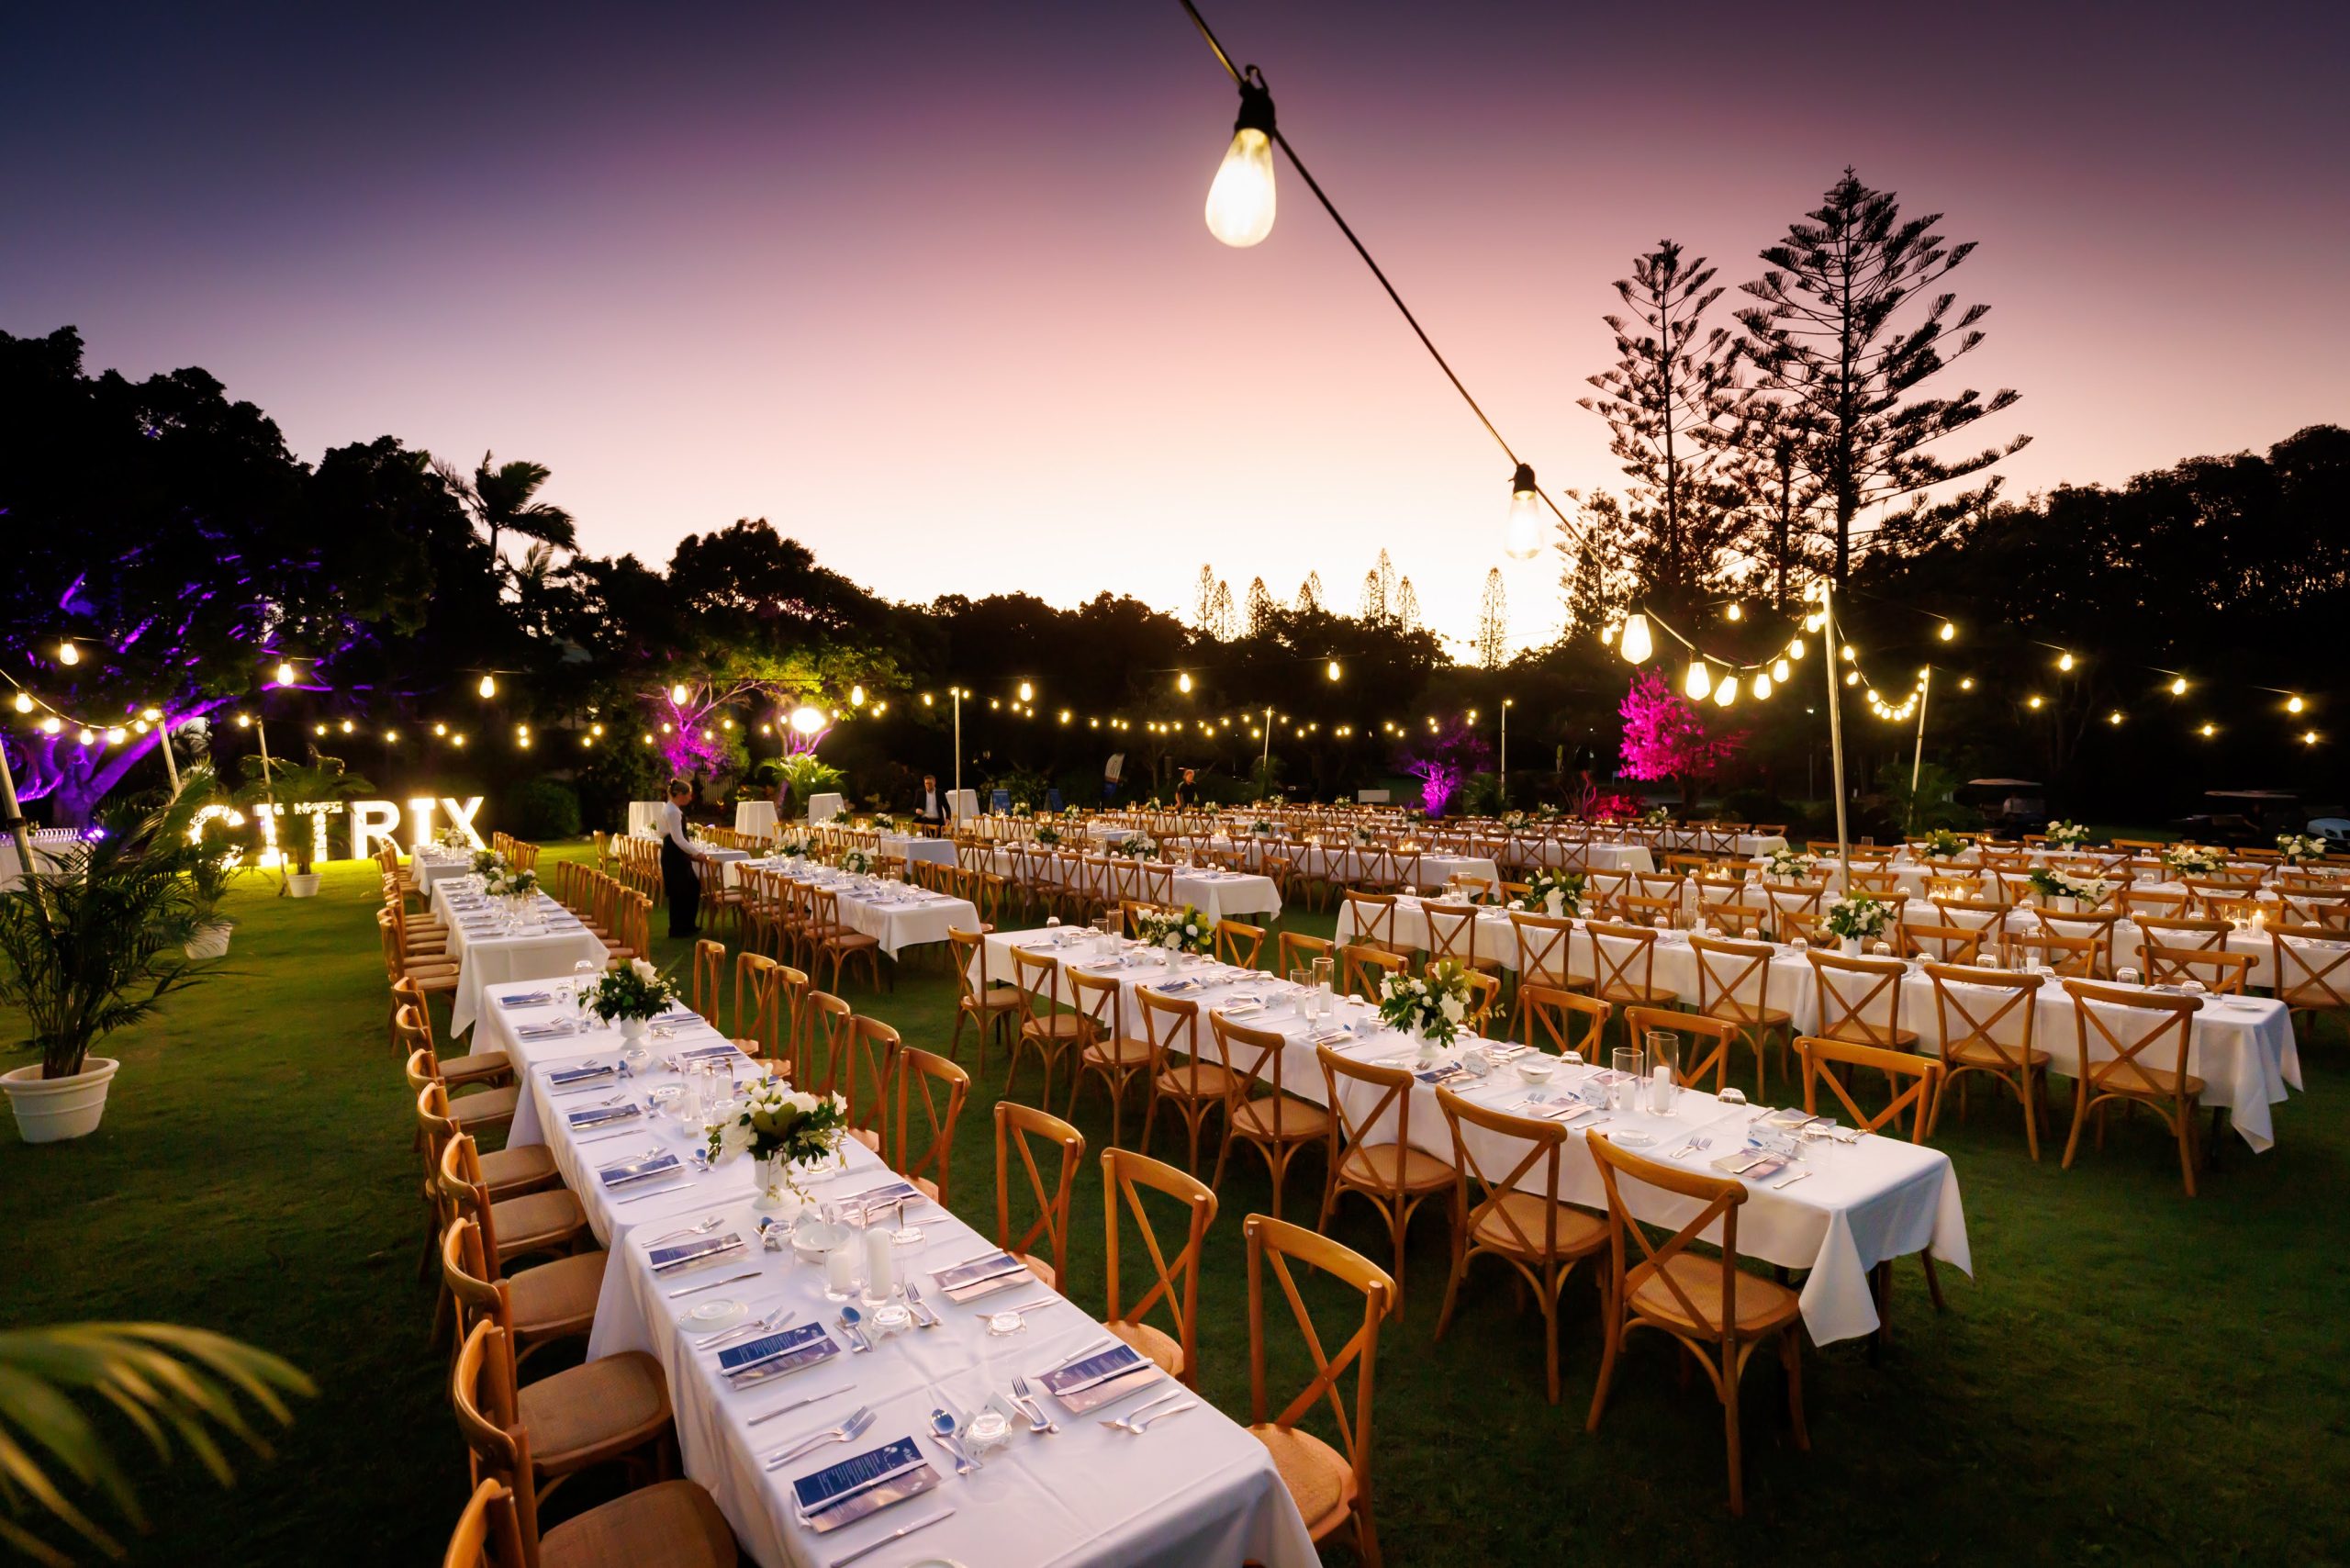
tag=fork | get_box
[1010,1374,1058,1435]
[695,1308,797,1350]
[1670,1136,1713,1159]
[643,1215,728,1249]
[763,1406,876,1470]
[1098,1389,1185,1432]
[1124,1399,1198,1434]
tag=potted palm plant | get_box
[235,748,371,898]
[0,801,213,1142]
[774,752,845,821]
[177,765,246,958]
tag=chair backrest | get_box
[1277,930,1334,976]
[449,1321,550,1553]
[1008,946,1067,1042]
[1209,1013,1295,1106]
[1582,921,1660,995]
[2121,883,2190,922]
[1245,1215,1393,1533]
[1136,989,1210,1093]
[1101,1147,1217,1383]
[1343,891,1398,949]
[2273,924,2350,1010]
[892,1044,967,1204]
[442,1477,529,1568]
[1519,984,1609,1058]
[1796,1035,1943,1138]
[1585,1133,1750,1342]
[2010,927,2097,978]
[2061,979,2199,1099]
[2143,941,2251,993]
[1214,918,1266,969]
[2277,890,2350,930]
[2035,908,2120,976]
[801,989,856,1099]
[1807,949,1908,1046]
[1341,943,1406,1001]
[732,949,778,1050]
[840,1014,900,1147]
[1620,1006,1733,1092]
[1315,1045,1422,1176]
[1433,1083,1572,1256]
[1922,962,2042,1073]
[1508,912,1575,988]
[1898,921,1985,966]
[1687,935,1776,1025]
[981,1103,1078,1289]
[689,938,725,1025]
[1413,901,1478,969]
[2134,915,2228,953]
[440,1212,510,1346]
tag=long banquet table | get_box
[1331,900,2302,1151]
[974,930,1970,1345]
[431,877,609,1036]
[475,983,1319,1568]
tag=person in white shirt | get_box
[658,778,710,937]
[913,773,946,835]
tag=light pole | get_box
[950,688,964,818]
[1499,698,1512,806]
[1259,705,1273,797]
[1820,582,1852,890]
[1907,666,1933,834]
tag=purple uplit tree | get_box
[1396,720,1492,816]
[1617,669,1745,807]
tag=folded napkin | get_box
[598,1150,681,1188]
[546,1059,611,1086]
[500,991,554,1007]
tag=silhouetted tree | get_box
[1475,568,1508,667]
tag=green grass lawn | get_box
[6,843,2347,1565]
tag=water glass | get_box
[1645,1030,1681,1114]
[2116,967,2142,986]
[1312,957,1334,1010]
[1609,1046,1643,1112]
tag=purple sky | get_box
[7,2,2344,651]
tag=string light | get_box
[1617,614,1653,665]
[1724,602,1743,622]
[670,683,690,704]
[2199,722,2217,738]
[1683,660,1713,701]
[476,674,496,698]
[274,661,296,687]
[1939,622,1957,642]
[2027,695,2043,710]
[2057,652,2076,672]
[2108,711,2124,725]
[56,642,80,666]
[1178,672,1193,693]
[2287,695,2306,714]
[2304,731,2321,745]
[2170,677,2188,696]
[11,693,30,714]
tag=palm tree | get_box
[439,451,576,568]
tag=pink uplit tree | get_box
[1617,669,1745,807]
[1397,720,1492,816]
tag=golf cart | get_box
[2169,789,2304,848]
[1958,778,2046,838]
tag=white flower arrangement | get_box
[2164,844,2225,878]
[1350,826,1379,846]
[588,956,678,1023]
[1499,811,1530,832]
[1249,819,1276,836]
[707,1077,848,1176]
[469,848,503,878]
[776,835,810,858]
[838,848,875,875]
[436,826,475,851]
[2044,820,2091,848]
[1762,846,1817,881]
[1032,823,1062,846]
[1825,893,1891,941]
[1923,827,1967,858]
[1641,805,1673,826]
[1516,870,1584,918]
[1011,802,1033,818]
[2278,833,2328,866]
[1377,959,1473,1048]
[1111,834,1159,859]
[482,864,538,899]
[2027,867,2108,905]
[1061,805,1083,819]
[1134,903,1212,955]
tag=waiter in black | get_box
[913,773,948,835]
[1171,767,1198,809]
[659,778,710,938]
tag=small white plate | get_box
[680,1299,746,1332]
[1610,1130,1657,1148]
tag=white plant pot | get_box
[185,920,234,960]
[1841,936,1863,957]
[286,872,322,898]
[4,1057,120,1144]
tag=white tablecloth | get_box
[878,834,957,868]
[976,932,1969,1346]
[733,801,779,837]
[725,859,977,958]
[629,801,667,838]
[476,985,1319,1568]
[408,850,481,894]
[1332,907,2301,1151]
[432,879,609,1037]
[806,791,845,825]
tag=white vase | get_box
[185,920,234,960]
[4,1057,120,1143]
[285,872,321,899]
[1840,936,1863,957]
[753,1153,807,1215]
[620,1015,649,1046]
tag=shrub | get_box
[509,777,583,840]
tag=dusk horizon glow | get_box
[7,1,2344,650]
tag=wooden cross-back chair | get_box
[1137,990,1228,1174]
[797,990,855,1102]
[2060,980,2206,1196]
[438,1211,599,1374]
[1518,984,1610,1059]
[1897,921,1986,967]
[893,1044,967,1205]
[1100,1148,1218,1386]
[837,1014,900,1155]
[1620,1006,1734,1094]
[1244,1215,1393,1568]
[1806,950,1919,1050]
[946,927,1018,1074]
[1505,913,1577,1037]
[2274,924,2350,1039]
[1686,935,1790,1098]
[1582,923,1681,1025]
[1208,1014,1331,1220]
[1341,944,1407,1002]
[1277,930,1334,980]
[1315,1047,1457,1314]
[1796,1035,1944,1141]
[1066,967,1154,1146]
[1583,1134,1807,1518]
[2035,908,2120,978]
[1431,1085,1607,1405]
[1214,918,1266,969]
[994,1099,1083,1289]
[1342,891,1404,958]
[1006,946,1083,1109]
[1922,963,2049,1159]
[2143,942,2252,994]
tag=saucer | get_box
[680,1299,746,1331]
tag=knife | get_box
[667,1269,763,1299]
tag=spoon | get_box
[928,1407,977,1474]
[837,1306,873,1353]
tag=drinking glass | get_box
[2116,967,2142,986]
[1609,1046,1643,1112]
[1312,957,1334,1012]
[1645,1030,1680,1114]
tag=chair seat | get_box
[912,1174,940,1202]
[519,1349,669,1472]
[1250,1423,1358,1540]
[849,1127,882,1154]
[1024,1014,1088,1044]
[1106,1316,1184,1379]
[1018,1252,1056,1290]
[2096,1060,2206,1099]
[542,1481,738,1568]
[447,1084,520,1128]
[442,1049,512,1088]
[1821,1025,1920,1051]
[1231,1095,1331,1144]
[1628,1254,1803,1338]
[1705,1002,1792,1030]
[1471,1191,1607,1259]
[1336,1140,1453,1194]
[1948,1039,2050,1070]
[1595,981,1681,1006]
[479,1141,561,1198]
[962,986,1021,1016]
[1155,1063,1239,1102]
[403,968,463,991]
[822,930,880,952]
[1082,1035,1157,1070]
[507,1249,610,1337]
[490,1188,588,1260]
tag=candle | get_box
[825,1239,859,1296]
[864,1224,895,1298]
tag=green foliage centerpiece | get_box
[1825,893,1890,949]
[1379,959,1473,1056]
[2163,844,2225,879]
[707,1079,849,1211]
[1134,904,1212,955]
[587,957,678,1044]
[1516,870,1584,917]
[2277,833,2327,867]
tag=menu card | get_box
[565,1103,641,1130]
[547,1060,613,1087]
[931,1250,1030,1303]
[718,1322,837,1382]
[598,1150,681,1189]
[791,1438,934,1530]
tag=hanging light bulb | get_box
[1724,602,1743,622]
[1960,678,1975,690]
[11,693,29,714]
[1771,657,1791,682]
[1178,672,1193,694]
[1618,613,1653,665]
[39,716,62,734]
[2028,694,2044,710]
[2057,652,2075,672]
[1713,675,1739,708]
[1939,622,1957,642]
[2108,711,2124,725]
[236,713,252,728]
[56,641,81,666]
[1326,660,1342,681]
[1787,637,1807,660]
[2169,677,2188,696]
[477,674,497,698]
[1504,464,1543,560]
[275,660,297,687]
[78,727,95,745]
[789,704,827,735]
[2199,722,2216,738]
[850,684,867,708]
[1683,659,1714,701]
[1844,670,1860,687]
[1017,681,1034,703]
[1752,670,1774,700]
[670,682,689,705]
[1203,71,1278,248]
[2287,694,2306,714]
